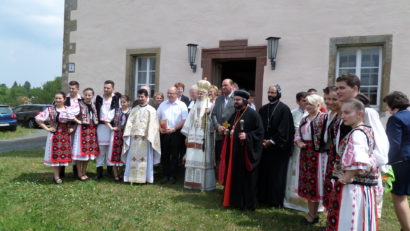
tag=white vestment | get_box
[284,108,309,211]
[181,98,216,191]
[122,104,161,183]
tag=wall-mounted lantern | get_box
[266,37,280,70]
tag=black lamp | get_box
[187,43,198,72]
[266,37,280,70]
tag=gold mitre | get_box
[197,79,211,92]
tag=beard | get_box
[234,102,245,109]
[268,95,278,102]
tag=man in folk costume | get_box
[94,80,121,180]
[122,89,161,184]
[257,84,295,207]
[335,74,389,217]
[219,90,264,210]
[60,80,82,178]
[181,79,216,191]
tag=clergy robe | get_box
[181,98,216,191]
[219,106,264,210]
[257,100,295,207]
[122,104,161,183]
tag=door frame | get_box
[201,40,267,109]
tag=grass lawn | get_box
[0,126,35,140]
[0,150,403,231]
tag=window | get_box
[135,56,156,98]
[328,35,392,110]
[336,47,382,107]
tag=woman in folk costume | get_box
[181,79,216,191]
[71,88,100,181]
[106,95,131,182]
[322,87,342,209]
[325,99,378,231]
[35,92,75,184]
[122,88,161,184]
[294,94,328,224]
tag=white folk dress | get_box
[181,98,216,191]
[35,106,74,167]
[122,104,161,183]
[326,126,378,231]
[71,102,100,161]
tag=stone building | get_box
[62,0,410,113]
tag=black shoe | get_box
[301,216,319,225]
[59,166,66,179]
[106,166,113,177]
[159,177,169,184]
[94,167,103,180]
[169,177,176,184]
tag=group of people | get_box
[35,74,410,231]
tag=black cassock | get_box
[219,107,264,210]
[257,100,295,207]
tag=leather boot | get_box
[94,167,103,180]
[107,166,113,177]
[59,166,66,179]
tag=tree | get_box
[23,81,31,91]
[12,81,18,88]
[31,77,62,104]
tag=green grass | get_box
[0,150,404,231]
[0,126,35,140]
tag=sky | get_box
[0,0,64,88]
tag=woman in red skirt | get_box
[71,88,100,181]
[106,95,131,182]
[322,87,342,209]
[294,94,328,224]
[36,92,74,184]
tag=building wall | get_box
[65,0,410,113]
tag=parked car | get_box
[0,104,18,131]
[13,104,52,128]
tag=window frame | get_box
[125,48,161,102]
[327,35,392,111]
[135,56,156,98]
[335,46,383,107]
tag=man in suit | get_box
[211,78,236,178]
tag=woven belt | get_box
[186,142,203,149]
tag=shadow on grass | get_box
[0,150,43,158]
[11,172,91,185]
[171,192,323,231]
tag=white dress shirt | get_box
[156,99,188,129]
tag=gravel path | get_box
[0,129,48,152]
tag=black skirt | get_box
[391,160,410,196]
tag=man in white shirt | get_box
[60,80,82,179]
[94,80,121,180]
[157,86,188,184]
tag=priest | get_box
[219,89,264,210]
[181,79,215,191]
[122,88,161,184]
[257,84,295,207]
